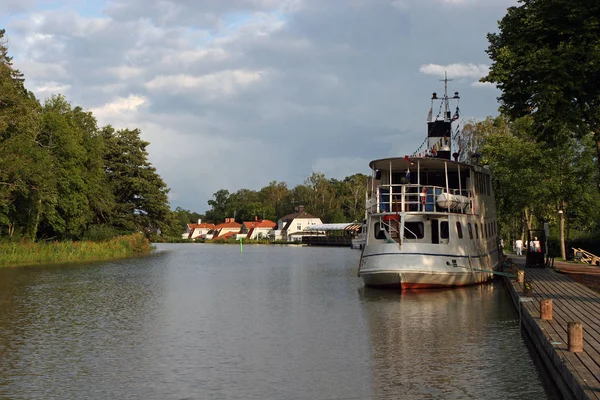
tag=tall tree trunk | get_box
[26,196,42,241]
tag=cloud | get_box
[90,94,148,122]
[34,81,71,93]
[471,80,495,88]
[419,63,489,79]
[145,70,263,98]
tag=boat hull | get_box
[358,248,497,289]
[360,270,493,289]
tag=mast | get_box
[426,72,459,160]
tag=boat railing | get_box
[379,216,402,247]
[369,184,472,214]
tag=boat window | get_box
[482,223,485,238]
[440,221,449,240]
[404,222,424,239]
[475,224,479,239]
[456,222,463,239]
[467,223,473,239]
[373,222,387,240]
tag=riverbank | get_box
[0,233,151,267]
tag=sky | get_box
[2,0,517,213]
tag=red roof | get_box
[212,231,237,241]
[214,221,242,229]
[242,220,276,229]
[188,223,215,229]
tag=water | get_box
[0,244,556,399]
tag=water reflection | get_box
[358,283,553,399]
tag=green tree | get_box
[205,189,230,223]
[482,0,600,185]
[258,181,289,218]
[102,126,172,235]
[0,30,54,240]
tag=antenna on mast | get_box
[439,71,453,121]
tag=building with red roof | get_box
[183,220,216,240]
[238,217,276,240]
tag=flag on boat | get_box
[405,168,410,181]
[427,107,433,122]
[453,107,460,120]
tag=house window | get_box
[475,224,479,239]
[297,223,302,230]
[467,223,473,239]
[456,222,463,239]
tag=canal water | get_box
[0,244,556,399]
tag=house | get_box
[183,219,216,240]
[270,206,322,241]
[236,217,276,240]
[207,217,242,240]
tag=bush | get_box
[82,224,121,242]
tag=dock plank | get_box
[503,265,600,400]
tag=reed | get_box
[0,233,152,267]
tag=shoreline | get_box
[0,233,152,268]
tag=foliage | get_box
[482,0,600,184]
[201,172,370,225]
[464,115,600,251]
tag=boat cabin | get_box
[367,156,492,215]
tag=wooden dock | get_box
[502,263,600,400]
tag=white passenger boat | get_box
[358,78,500,289]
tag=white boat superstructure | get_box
[358,79,500,289]
[351,223,367,249]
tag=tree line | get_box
[183,173,369,227]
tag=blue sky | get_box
[2,0,517,213]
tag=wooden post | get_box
[517,270,524,283]
[540,299,552,320]
[567,322,583,352]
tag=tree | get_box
[482,0,600,186]
[258,181,289,218]
[205,189,230,223]
[102,126,172,235]
[0,30,53,239]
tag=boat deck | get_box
[503,262,600,400]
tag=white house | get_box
[207,218,242,240]
[183,220,216,240]
[236,218,276,240]
[270,206,322,241]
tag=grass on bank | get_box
[0,233,151,267]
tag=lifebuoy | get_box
[421,187,427,205]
